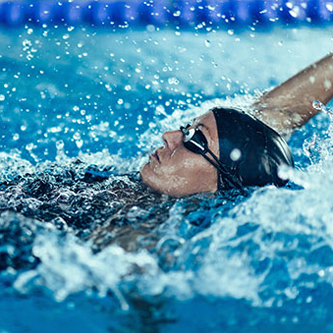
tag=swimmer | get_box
[140,53,333,197]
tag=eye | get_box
[183,127,195,142]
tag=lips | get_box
[151,150,160,163]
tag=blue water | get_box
[1,25,333,332]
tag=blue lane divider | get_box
[0,0,333,27]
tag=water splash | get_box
[1,26,333,332]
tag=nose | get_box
[162,130,183,151]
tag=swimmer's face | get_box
[140,111,219,197]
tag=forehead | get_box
[193,111,215,127]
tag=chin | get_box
[140,163,161,193]
[139,162,150,184]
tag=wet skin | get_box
[140,111,219,197]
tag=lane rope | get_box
[0,0,332,27]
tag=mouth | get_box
[151,150,160,163]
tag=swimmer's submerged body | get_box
[141,53,333,197]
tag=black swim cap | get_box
[212,108,294,190]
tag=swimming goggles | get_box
[180,125,243,189]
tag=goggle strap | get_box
[203,148,243,189]
[189,139,206,152]
[205,146,223,166]
[201,154,241,189]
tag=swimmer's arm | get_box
[253,53,333,135]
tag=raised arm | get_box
[253,53,333,135]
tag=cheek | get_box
[148,151,194,177]
[140,161,186,194]
[159,155,204,179]
[180,155,211,173]
[140,154,218,196]
[140,162,171,187]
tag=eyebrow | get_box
[197,122,208,130]
[192,118,205,127]
[193,120,211,139]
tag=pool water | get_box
[1,25,333,332]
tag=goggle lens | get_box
[182,127,195,143]
[180,126,208,154]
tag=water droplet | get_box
[325,80,332,89]
[76,140,83,149]
[56,140,64,150]
[26,143,34,151]
[156,105,167,117]
[168,77,179,85]
[312,100,326,111]
[230,148,241,161]
[289,6,300,18]
[146,25,155,32]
